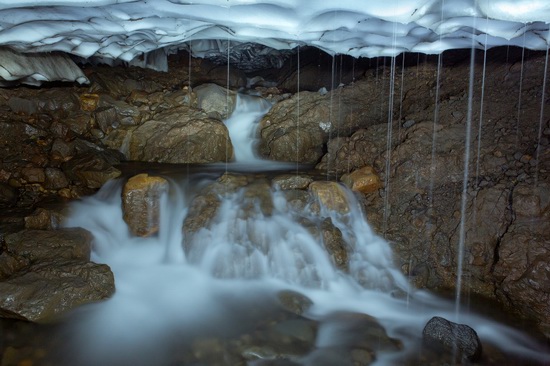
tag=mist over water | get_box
[60,99,550,366]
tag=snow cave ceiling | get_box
[0,0,550,85]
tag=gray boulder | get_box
[422,316,482,362]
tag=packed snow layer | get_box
[0,47,88,86]
[0,0,549,65]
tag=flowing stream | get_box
[57,96,549,366]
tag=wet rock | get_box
[0,252,29,280]
[98,94,141,127]
[280,189,311,211]
[422,316,482,362]
[340,166,382,194]
[513,182,550,217]
[309,181,350,214]
[20,167,45,184]
[65,110,93,135]
[183,191,221,237]
[24,207,63,230]
[125,106,233,164]
[94,106,119,134]
[306,311,400,365]
[276,290,313,316]
[259,80,386,163]
[8,96,38,114]
[0,260,114,321]
[493,201,550,334]
[194,83,237,119]
[320,218,348,271]
[0,182,17,207]
[316,128,386,175]
[44,167,69,190]
[122,173,169,237]
[183,173,249,242]
[62,151,121,189]
[272,174,313,190]
[50,138,74,161]
[198,64,247,89]
[79,93,100,111]
[36,90,79,114]
[4,228,92,262]
[258,92,326,163]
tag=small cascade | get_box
[224,94,271,163]
[61,174,549,366]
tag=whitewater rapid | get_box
[61,175,548,366]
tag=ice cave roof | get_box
[0,0,549,85]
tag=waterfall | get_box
[224,94,271,163]
[61,172,549,366]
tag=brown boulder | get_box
[320,218,348,271]
[4,228,92,263]
[272,174,313,190]
[194,83,237,119]
[0,260,114,321]
[125,106,233,164]
[122,174,169,237]
[0,228,114,321]
[62,151,122,189]
[309,181,350,214]
[341,166,382,194]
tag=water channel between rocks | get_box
[2,94,549,366]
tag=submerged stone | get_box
[276,290,313,316]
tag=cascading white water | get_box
[61,168,549,366]
[224,94,271,163]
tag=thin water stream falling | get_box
[53,93,550,366]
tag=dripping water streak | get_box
[428,53,442,207]
[382,13,398,237]
[225,37,231,174]
[397,54,405,141]
[347,59,355,174]
[187,45,192,176]
[429,0,445,207]
[336,56,343,180]
[455,27,477,320]
[296,45,301,172]
[516,27,527,147]
[475,17,489,188]
[535,35,549,187]
[327,54,336,180]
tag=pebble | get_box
[402,119,415,128]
